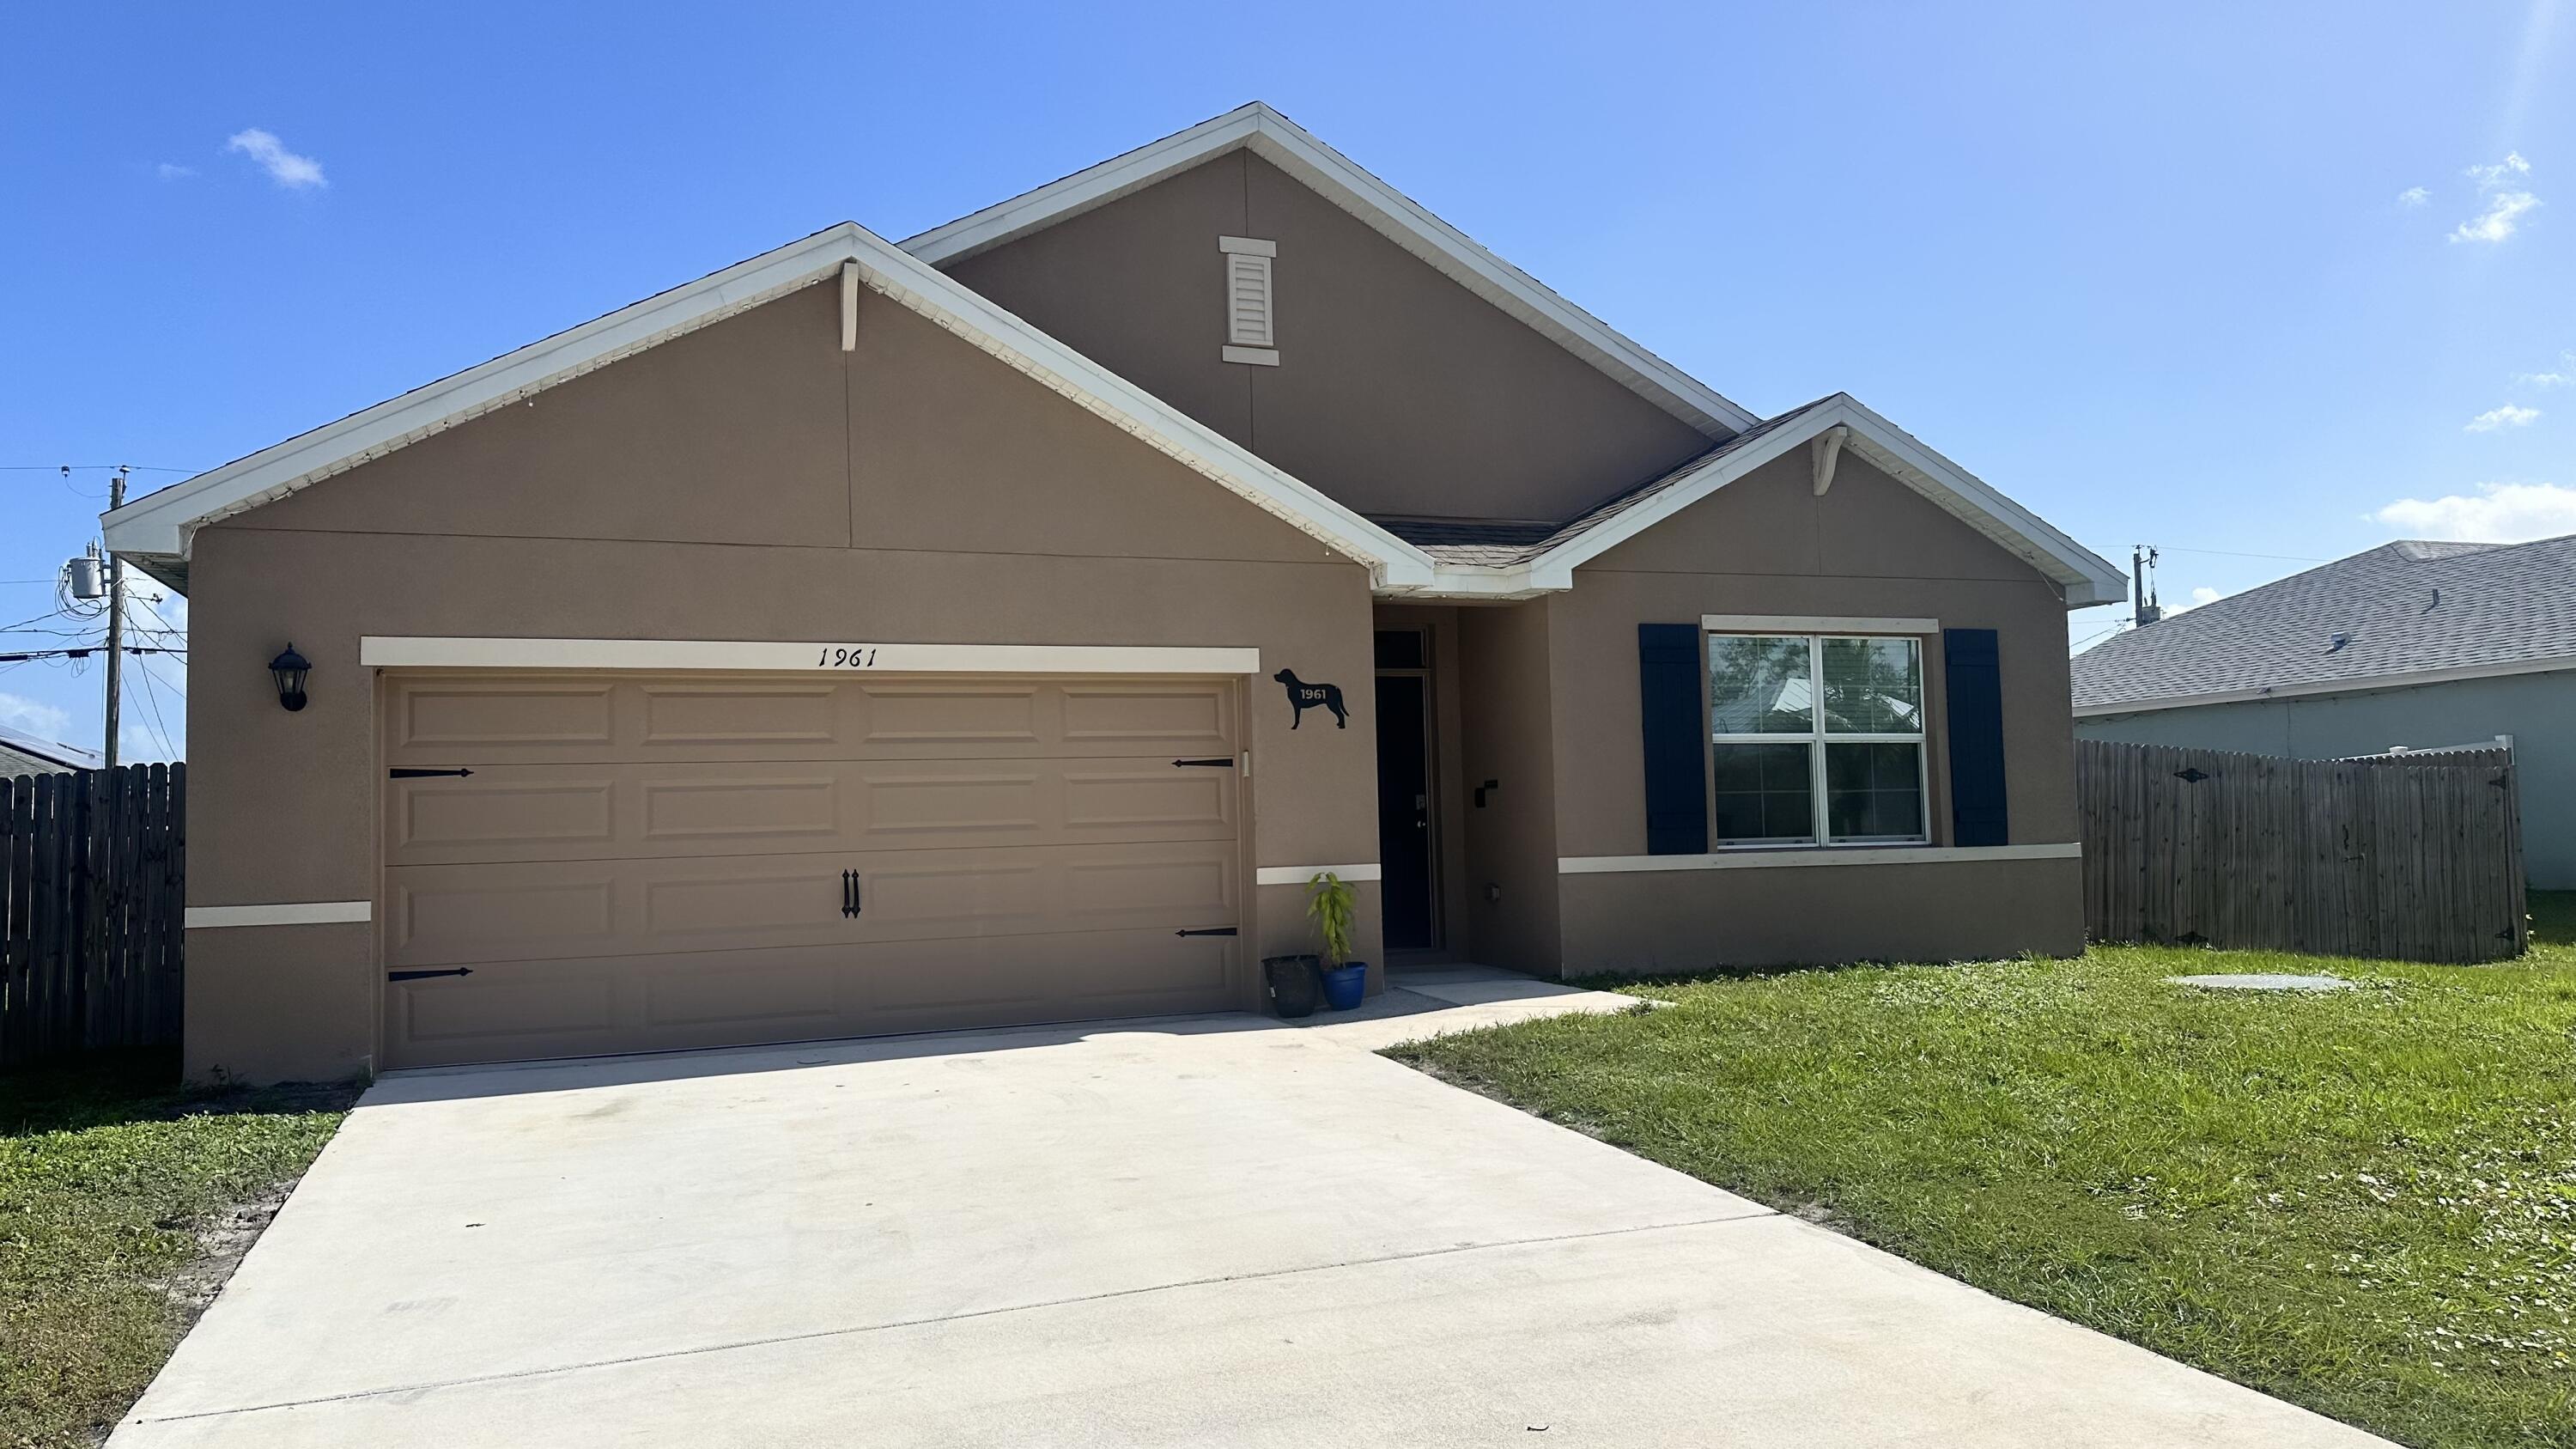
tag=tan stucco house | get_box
[104,104,2123,1082]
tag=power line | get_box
[2152,545,2330,564]
[0,463,196,472]
[0,645,184,664]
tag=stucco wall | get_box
[1542,448,2087,972]
[1455,600,1563,975]
[2078,669,2576,888]
[183,280,1382,1082]
[942,153,1715,523]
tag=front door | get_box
[1375,632,1437,950]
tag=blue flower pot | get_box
[1320,962,1368,1011]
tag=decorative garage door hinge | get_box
[389,767,475,779]
[387,968,474,981]
[1174,927,1237,937]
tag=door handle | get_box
[841,869,861,918]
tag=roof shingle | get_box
[2070,534,2576,710]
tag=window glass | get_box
[1712,743,1816,843]
[1820,636,1923,734]
[1373,630,1426,670]
[1707,635,1813,734]
[1826,742,1925,841]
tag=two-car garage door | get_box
[380,672,1243,1068]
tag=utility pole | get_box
[2131,545,2161,629]
[103,466,127,770]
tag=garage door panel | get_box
[387,841,1238,968]
[387,758,1234,866]
[1059,684,1235,750]
[638,684,839,746]
[394,683,617,752]
[383,674,1238,765]
[385,930,1236,1068]
[380,669,1248,1069]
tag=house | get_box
[103,103,2122,1082]
[2074,535,2576,886]
[0,722,101,778]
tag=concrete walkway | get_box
[112,969,2388,1447]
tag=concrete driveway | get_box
[113,972,2387,1447]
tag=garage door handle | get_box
[1176,927,1236,937]
[388,968,473,982]
[1172,757,1233,768]
[841,869,861,918]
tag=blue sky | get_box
[3,2,2568,762]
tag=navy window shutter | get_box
[1942,628,2009,847]
[1637,624,1708,855]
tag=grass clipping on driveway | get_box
[1,1051,353,1449]
[1392,926,2576,1449]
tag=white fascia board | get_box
[900,103,1761,440]
[102,226,863,561]
[2073,653,2576,718]
[1510,396,2126,610]
[102,219,1437,592]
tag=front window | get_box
[1708,632,1927,847]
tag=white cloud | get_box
[2453,191,2541,241]
[155,162,196,180]
[2451,151,2538,242]
[2519,352,2575,387]
[2465,404,2543,431]
[2374,481,2576,542]
[2466,152,2532,188]
[2190,587,2221,606]
[2397,186,2429,207]
[226,128,325,189]
[0,691,74,740]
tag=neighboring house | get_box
[104,103,2123,1082]
[2073,535,2576,887]
[0,722,101,778]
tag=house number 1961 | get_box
[816,647,879,667]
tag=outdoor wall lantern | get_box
[269,643,311,712]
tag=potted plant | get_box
[1306,871,1370,1010]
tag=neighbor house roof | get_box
[2071,535,2576,715]
[1370,394,2126,606]
[0,722,100,778]
[100,222,1442,594]
[900,101,1763,439]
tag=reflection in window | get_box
[1708,632,1928,847]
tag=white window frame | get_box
[1706,630,1930,849]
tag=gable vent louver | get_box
[1218,236,1279,366]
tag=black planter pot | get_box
[1263,954,1321,1019]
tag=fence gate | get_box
[2076,739,2526,964]
[0,763,186,1067]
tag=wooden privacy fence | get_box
[1,763,186,1067]
[2076,739,2526,964]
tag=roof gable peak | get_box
[900,102,1759,439]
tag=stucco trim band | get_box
[186,901,374,928]
[1558,843,2081,874]
[1255,864,1383,885]
[1701,614,1941,636]
[359,637,1263,674]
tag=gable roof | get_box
[1375,394,2125,606]
[101,221,1440,594]
[900,102,1762,440]
[2073,534,2576,714]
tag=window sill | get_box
[1558,843,2081,874]
[1221,345,1279,367]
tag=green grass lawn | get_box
[1392,893,2576,1449]
[1,1051,354,1449]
